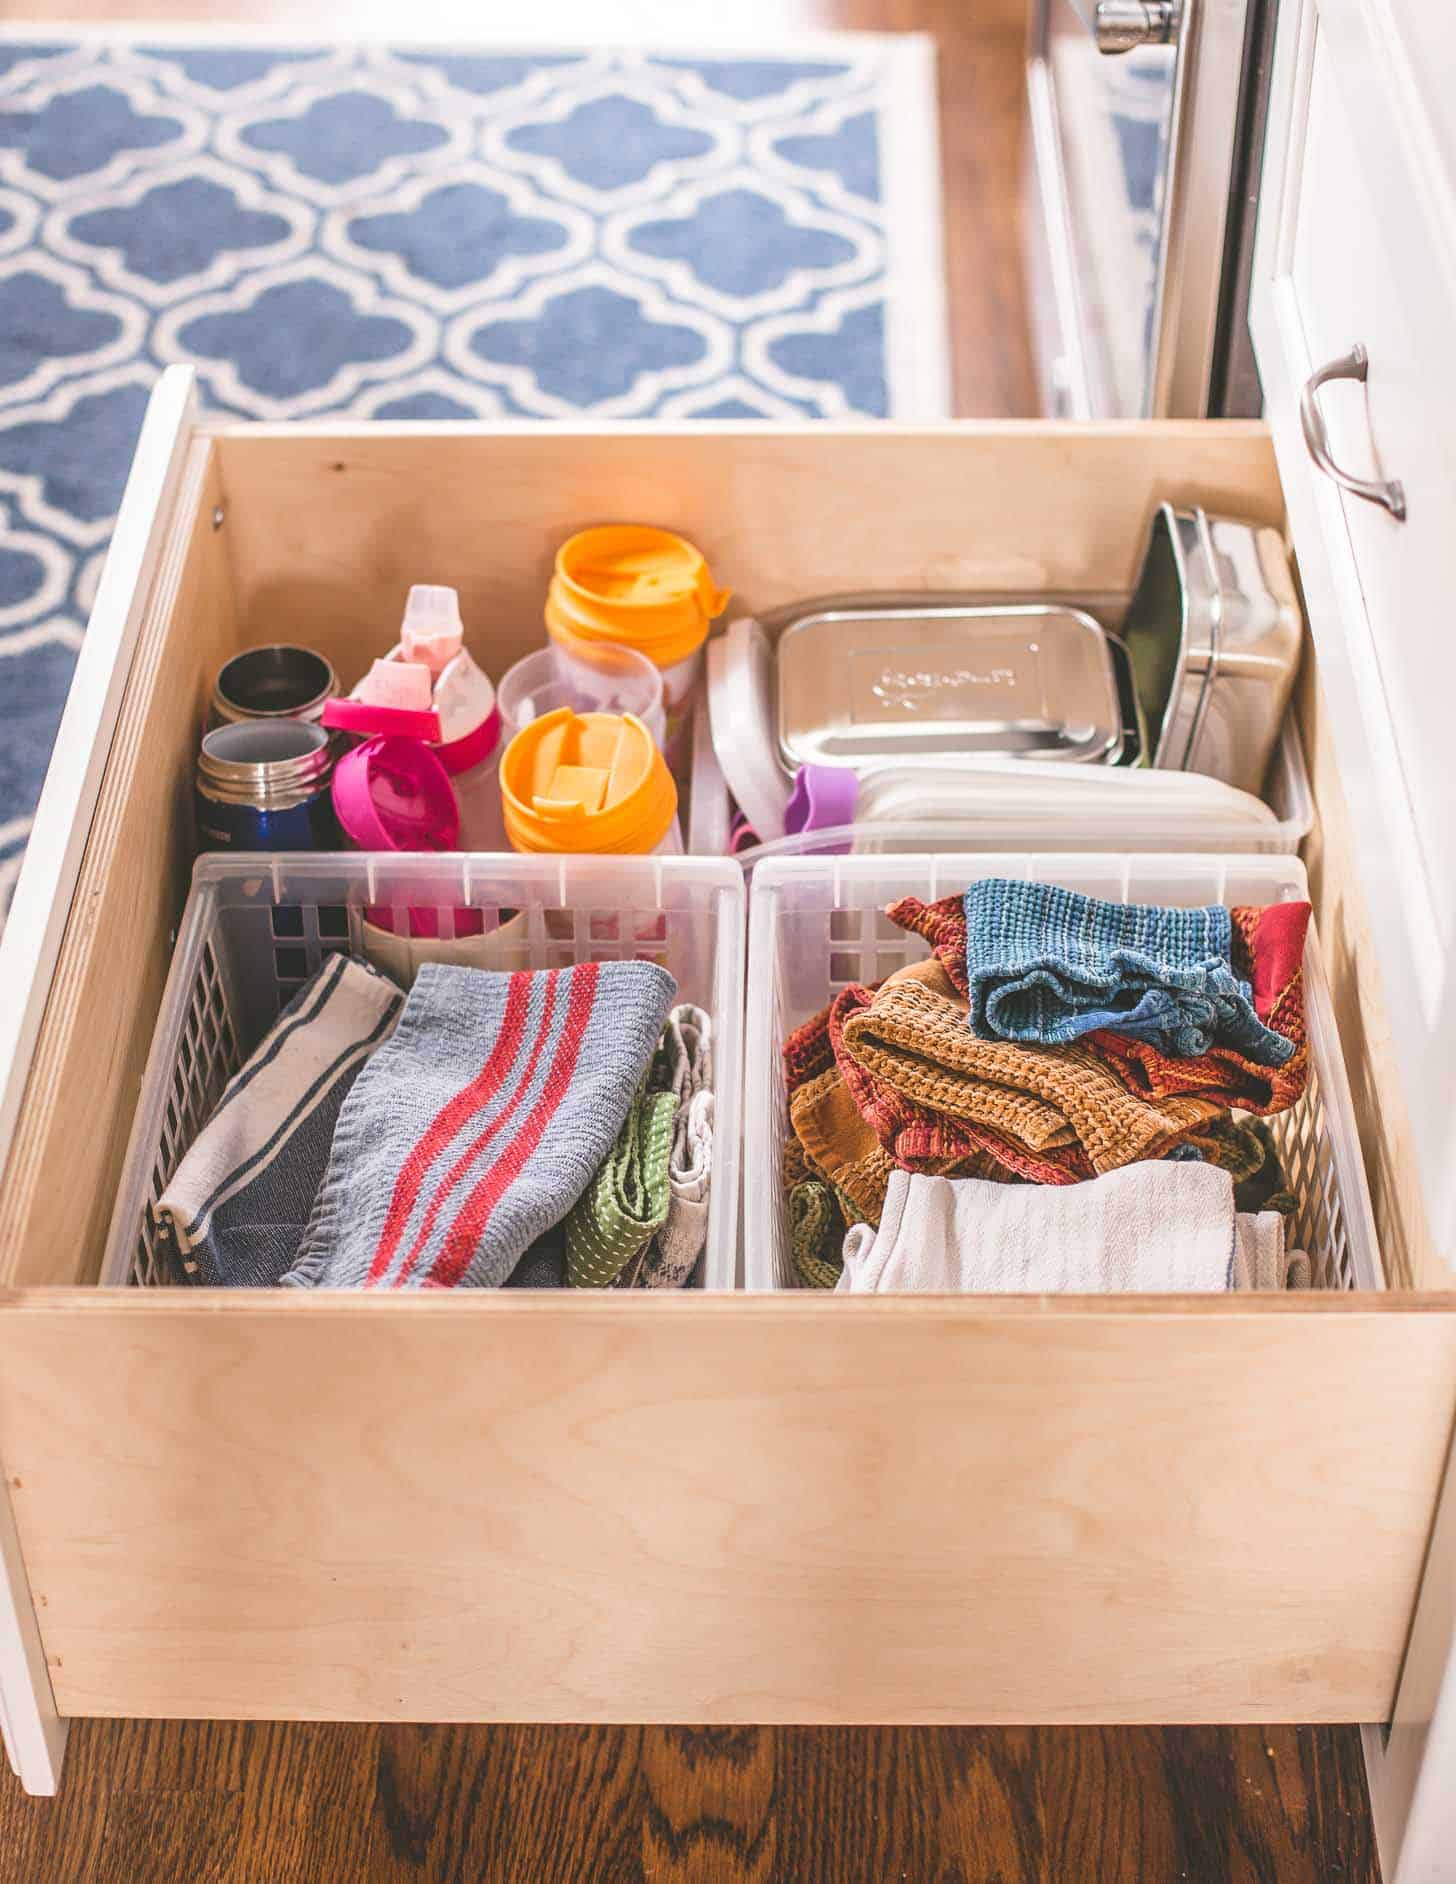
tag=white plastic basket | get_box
[742,852,1380,1294]
[103,852,745,1292]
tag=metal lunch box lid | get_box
[1122,504,1302,793]
[775,604,1124,769]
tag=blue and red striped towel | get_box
[284,959,678,1290]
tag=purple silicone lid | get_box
[784,763,857,843]
[332,734,460,852]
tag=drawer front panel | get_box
[0,1294,1453,1726]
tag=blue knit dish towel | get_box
[961,878,1296,1065]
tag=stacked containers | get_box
[546,526,728,763]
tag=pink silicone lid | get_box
[331,735,460,852]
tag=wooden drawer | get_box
[0,378,1453,1796]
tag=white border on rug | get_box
[0,21,952,421]
[875,33,950,420]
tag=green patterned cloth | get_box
[790,1178,846,1290]
[566,1086,677,1288]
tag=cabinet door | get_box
[1251,0,1456,1254]
[1251,4,1456,1875]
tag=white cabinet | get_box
[1251,2,1456,1876]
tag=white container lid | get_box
[706,618,791,842]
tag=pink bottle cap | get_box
[400,584,465,674]
[323,696,442,742]
[331,735,460,852]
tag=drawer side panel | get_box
[0,442,234,1290]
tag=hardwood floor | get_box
[0,1721,1379,1882]
[0,0,1382,1877]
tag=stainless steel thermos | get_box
[195,719,336,851]
[211,644,337,727]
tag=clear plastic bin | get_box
[103,851,745,1292]
[729,721,1315,869]
[742,851,1379,1294]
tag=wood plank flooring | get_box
[0,0,1382,1877]
[0,1721,1380,1882]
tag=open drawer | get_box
[0,370,1453,1797]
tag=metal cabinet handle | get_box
[1091,1,1179,53]
[1298,344,1407,521]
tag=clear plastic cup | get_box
[655,648,705,759]
[498,642,666,748]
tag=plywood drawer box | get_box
[1,379,1454,1820]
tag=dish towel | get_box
[838,959,1228,1178]
[960,878,1294,1064]
[836,1163,1309,1293]
[888,892,1311,1112]
[637,1004,715,1289]
[504,1225,567,1288]
[789,1061,924,1223]
[787,968,1067,1210]
[153,953,403,1287]
[790,1177,848,1289]
[1234,1119,1299,1221]
[566,1084,677,1288]
[283,959,677,1290]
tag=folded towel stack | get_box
[154,947,719,1294]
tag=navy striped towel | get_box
[153,953,404,1286]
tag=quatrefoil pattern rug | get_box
[0,31,946,908]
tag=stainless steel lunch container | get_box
[775,602,1124,767]
[211,644,338,726]
[1121,504,1302,794]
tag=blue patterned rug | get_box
[0,30,946,910]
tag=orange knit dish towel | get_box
[839,959,1227,1176]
